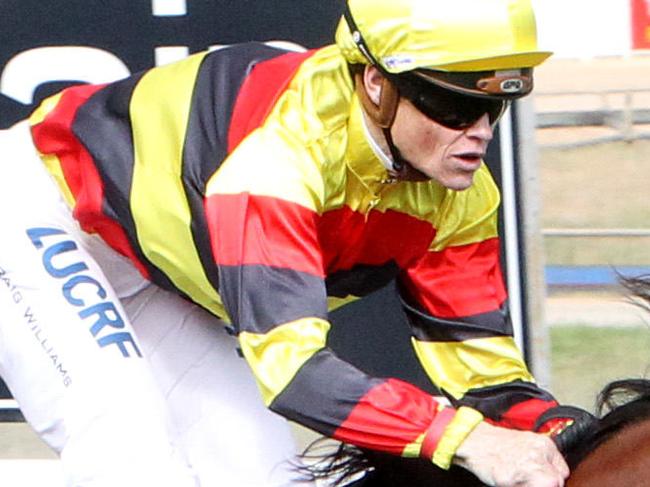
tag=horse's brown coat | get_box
[567,420,650,486]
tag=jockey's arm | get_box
[396,213,574,485]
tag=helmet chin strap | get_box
[345,7,429,181]
[382,127,429,181]
[354,71,429,181]
[381,127,405,172]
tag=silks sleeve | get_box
[399,174,559,431]
[204,129,481,468]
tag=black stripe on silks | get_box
[182,43,291,295]
[451,380,556,421]
[218,264,328,334]
[325,260,400,298]
[183,42,292,185]
[270,347,383,437]
[72,74,177,291]
[400,292,513,342]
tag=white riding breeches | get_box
[0,121,311,486]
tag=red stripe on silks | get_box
[30,85,151,280]
[332,379,440,455]
[227,49,317,152]
[402,238,506,318]
[31,84,106,198]
[421,407,457,460]
[497,398,558,431]
[318,206,435,274]
[206,192,324,277]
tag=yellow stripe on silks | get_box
[205,126,324,212]
[41,153,76,208]
[238,317,330,406]
[402,432,426,459]
[432,406,484,469]
[429,165,501,252]
[29,93,77,209]
[412,336,535,400]
[206,49,354,209]
[129,52,226,318]
[29,92,63,125]
[327,294,359,312]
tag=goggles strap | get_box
[354,72,399,129]
[345,4,427,181]
[344,5,389,76]
[382,127,404,172]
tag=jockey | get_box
[0,0,581,485]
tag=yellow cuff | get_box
[432,406,484,469]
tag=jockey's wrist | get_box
[424,406,484,469]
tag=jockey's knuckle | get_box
[533,433,555,449]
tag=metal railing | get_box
[535,88,650,146]
[541,228,650,286]
[542,228,650,237]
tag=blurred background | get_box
[530,0,650,411]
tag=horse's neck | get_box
[567,419,650,486]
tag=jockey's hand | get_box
[452,421,569,487]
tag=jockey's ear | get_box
[355,65,399,128]
[534,405,599,463]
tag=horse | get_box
[297,275,650,486]
[563,274,650,485]
[565,377,650,486]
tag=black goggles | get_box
[390,73,508,130]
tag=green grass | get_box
[550,325,650,412]
[538,139,650,411]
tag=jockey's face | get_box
[363,66,495,190]
[390,97,494,189]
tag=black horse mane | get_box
[620,273,650,315]
[552,274,650,469]
[296,438,484,486]
[565,378,650,468]
[296,275,650,485]
[296,439,370,485]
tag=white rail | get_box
[542,228,650,237]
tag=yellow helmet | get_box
[335,0,551,74]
